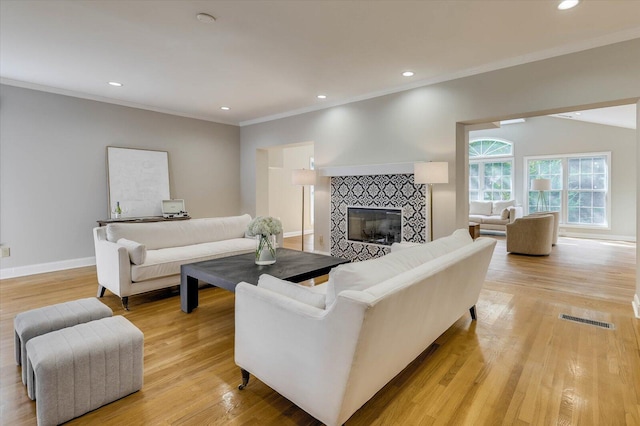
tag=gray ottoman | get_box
[26,316,144,426]
[14,297,113,397]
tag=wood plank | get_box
[1,235,637,425]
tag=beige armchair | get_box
[529,211,559,245]
[506,214,554,255]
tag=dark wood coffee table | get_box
[180,248,350,313]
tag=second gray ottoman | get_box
[26,315,144,426]
[14,297,113,397]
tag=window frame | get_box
[469,138,514,202]
[523,152,611,230]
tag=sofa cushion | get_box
[130,237,255,282]
[258,274,326,309]
[326,229,472,306]
[468,214,486,224]
[390,242,422,252]
[482,216,509,225]
[500,208,510,220]
[492,200,515,214]
[469,201,492,215]
[117,238,147,265]
[106,214,252,250]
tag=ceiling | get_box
[1,1,640,126]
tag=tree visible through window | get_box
[469,139,513,201]
[526,153,609,227]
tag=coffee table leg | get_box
[181,271,199,313]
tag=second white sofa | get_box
[469,199,523,232]
[93,214,258,309]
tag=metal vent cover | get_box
[559,314,615,330]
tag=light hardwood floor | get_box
[1,236,638,425]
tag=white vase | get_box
[255,234,277,265]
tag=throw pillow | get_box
[492,200,515,214]
[258,274,326,309]
[469,201,492,215]
[500,208,510,220]
[117,238,147,265]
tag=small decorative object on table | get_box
[246,216,282,265]
[113,201,123,219]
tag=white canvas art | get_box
[107,147,170,218]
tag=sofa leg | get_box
[469,305,477,321]
[121,297,129,311]
[97,285,106,298]
[238,369,250,390]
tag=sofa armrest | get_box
[508,206,524,223]
[257,274,326,309]
[234,282,370,424]
[93,228,133,297]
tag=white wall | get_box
[471,115,636,240]
[267,144,314,235]
[240,39,640,255]
[0,85,241,275]
[241,40,640,310]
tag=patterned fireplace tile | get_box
[330,174,426,261]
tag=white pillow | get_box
[258,274,326,309]
[500,208,510,220]
[469,201,492,215]
[117,238,147,265]
[492,200,515,214]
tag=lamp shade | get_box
[531,178,551,191]
[414,162,449,184]
[292,169,317,186]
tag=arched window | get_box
[469,139,514,201]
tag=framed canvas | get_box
[106,146,170,218]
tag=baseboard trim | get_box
[283,230,314,238]
[633,294,640,319]
[0,256,96,279]
[559,232,636,243]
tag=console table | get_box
[96,216,191,227]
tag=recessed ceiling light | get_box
[558,0,579,10]
[196,13,216,23]
[402,71,415,77]
[108,81,123,87]
[317,95,327,99]
[220,106,230,110]
[575,112,582,115]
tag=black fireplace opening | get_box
[347,207,402,246]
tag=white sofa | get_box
[469,200,523,232]
[234,229,496,426]
[93,214,259,309]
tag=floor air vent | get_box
[559,314,615,330]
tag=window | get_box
[525,153,610,227]
[469,139,513,201]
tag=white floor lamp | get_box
[414,162,449,241]
[531,178,551,212]
[292,169,316,251]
